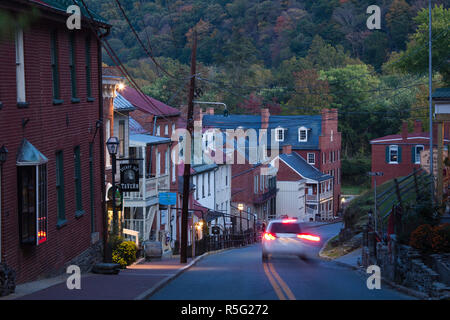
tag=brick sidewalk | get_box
[1,255,197,300]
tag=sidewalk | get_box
[0,253,210,300]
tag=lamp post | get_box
[106,137,120,239]
[368,171,383,233]
[237,203,244,234]
[0,145,8,263]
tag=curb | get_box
[134,247,235,300]
[307,220,343,229]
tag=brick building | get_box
[370,120,450,187]
[0,0,109,283]
[202,108,342,221]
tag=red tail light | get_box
[297,234,321,242]
[263,232,277,241]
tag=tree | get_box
[386,0,414,51]
[386,5,450,84]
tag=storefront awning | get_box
[16,139,48,166]
[129,134,171,147]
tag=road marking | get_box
[263,262,286,300]
[268,262,296,300]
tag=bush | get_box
[410,223,450,253]
[112,241,137,268]
[409,224,434,253]
[432,223,450,253]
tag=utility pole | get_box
[180,31,197,264]
[429,0,434,205]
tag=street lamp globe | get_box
[237,203,244,211]
[106,137,120,156]
[0,145,8,164]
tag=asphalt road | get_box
[150,223,414,300]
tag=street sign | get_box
[120,163,139,192]
[159,192,177,205]
[368,172,384,176]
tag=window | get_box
[156,126,160,136]
[18,164,48,245]
[165,125,168,136]
[165,150,169,175]
[171,147,175,183]
[69,33,78,101]
[388,145,399,164]
[195,176,199,200]
[172,123,176,135]
[331,130,334,142]
[156,150,160,176]
[85,36,92,99]
[15,28,26,104]
[56,151,66,224]
[74,146,83,215]
[202,174,205,198]
[254,175,258,194]
[50,30,60,102]
[298,127,308,142]
[414,145,424,164]
[322,153,326,164]
[207,172,211,195]
[119,120,125,157]
[307,153,315,165]
[275,128,284,142]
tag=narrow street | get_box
[150,223,413,300]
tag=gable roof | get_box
[432,87,450,100]
[121,86,180,117]
[114,92,135,112]
[279,153,332,182]
[202,114,322,150]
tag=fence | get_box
[173,231,260,258]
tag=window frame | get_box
[298,127,308,142]
[69,32,78,102]
[50,30,61,103]
[56,150,66,226]
[275,128,284,142]
[415,145,424,164]
[15,27,26,105]
[74,146,83,216]
[307,153,315,165]
[389,145,399,164]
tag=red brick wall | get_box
[0,18,104,283]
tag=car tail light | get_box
[297,233,321,242]
[263,232,277,241]
[282,219,297,224]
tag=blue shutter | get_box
[398,146,402,163]
[411,146,416,163]
[385,146,389,163]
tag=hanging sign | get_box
[120,163,139,192]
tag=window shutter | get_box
[385,146,389,163]
[411,146,416,163]
[398,146,402,163]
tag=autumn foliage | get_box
[410,223,450,253]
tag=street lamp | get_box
[237,203,244,234]
[0,145,7,263]
[106,137,120,238]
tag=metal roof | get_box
[129,134,171,147]
[279,153,332,182]
[16,139,48,166]
[114,92,135,112]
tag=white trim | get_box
[307,153,315,165]
[298,127,308,142]
[388,145,399,164]
[15,28,26,103]
[414,145,424,164]
[275,128,285,142]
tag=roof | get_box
[30,0,109,26]
[16,139,48,166]
[279,152,332,182]
[121,86,180,117]
[202,114,322,150]
[129,134,171,147]
[432,88,450,100]
[192,163,218,174]
[129,117,148,134]
[114,93,135,112]
[370,133,450,144]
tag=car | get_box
[261,218,321,262]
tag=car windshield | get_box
[269,222,301,234]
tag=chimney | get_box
[194,108,203,122]
[414,120,422,134]
[261,108,270,129]
[401,121,408,141]
[207,107,214,115]
[282,144,292,154]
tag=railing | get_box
[123,174,169,201]
[306,194,318,202]
[253,187,278,204]
[320,190,333,200]
[172,231,260,258]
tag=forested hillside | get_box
[86,0,449,158]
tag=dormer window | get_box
[275,128,284,142]
[299,127,308,142]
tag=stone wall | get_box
[372,237,450,298]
